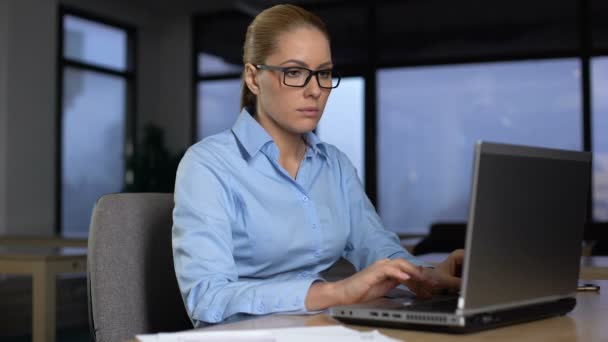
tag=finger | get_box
[440,274,462,289]
[383,266,411,283]
[449,250,465,276]
[450,249,465,264]
[404,279,433,299]
[390,259,425,281]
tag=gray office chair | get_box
[87,193,191,342]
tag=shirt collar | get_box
[231,108,273,159]
[231,108,330,164]
[303,131,330,163]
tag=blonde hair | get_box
[240,4,330,112]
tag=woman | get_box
[172,4,463,326]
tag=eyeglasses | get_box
[255,64,341,89]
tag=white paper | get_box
[136,325,401,342]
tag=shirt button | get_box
[302,195,309,201]
[314,251,321,258]
[213,312,222,321]
[257,303,265,313]
[312,224,318,229]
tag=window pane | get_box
[194,11,249,76]
[64,14,127,71]
[198,53,242,76]
[197,79,241,139]
[62,68,126,237]
[316,77,365,183]
[593,57,608,221]
[378,59,581,233]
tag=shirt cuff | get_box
[254,275,325,316]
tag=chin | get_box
[293,118,320,133]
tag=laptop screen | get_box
[460,142,591,313]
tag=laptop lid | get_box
[458,141,591,315]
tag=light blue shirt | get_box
[172,109,425,326]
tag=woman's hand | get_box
[305,250,465,311]
[305,258,430,311]
[335,258,432,305]
[421,249,465,294]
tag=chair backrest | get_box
[87,193,191,342]
[412,222,466,255]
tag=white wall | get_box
[2,0,57,236]
[0,0,8,234]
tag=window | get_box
[592,57,608,221]
[316,77,365,183]
[196,75,365,180]
[59,12,134,237]
[378,59,582,233]
[197,79,241,139]
[198,53,242,77]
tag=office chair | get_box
[87,193,191,342]
[412,222,466,255]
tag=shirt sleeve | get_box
[172,149,323,325]
[338,152,431,271]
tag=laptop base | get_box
[333,297,576,334]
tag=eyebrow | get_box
[279,59,333,69]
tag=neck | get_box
[254,109,306,162]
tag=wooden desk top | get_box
[195,280,608,342]
[0,247,87,261]
[0,236,87,248]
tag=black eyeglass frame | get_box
[255,64,341,89]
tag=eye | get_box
[318,70,332,78]
[285,68,303,77]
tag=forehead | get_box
[267,26,332,66]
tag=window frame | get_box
[56,6,137,235]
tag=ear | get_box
[244,63,260,95]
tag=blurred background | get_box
[0,0,607,340]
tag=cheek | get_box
[260,87,301,123]
[319,91,331,108]
[269,88,301,111]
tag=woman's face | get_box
[249,26,333,135]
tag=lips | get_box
[298,107,319,116]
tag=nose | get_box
[303,75,322,98]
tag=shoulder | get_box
[318,142,358,178]
[320,142,355,168]
[175,130,243,187]
[181,130,238,169]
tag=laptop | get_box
[330,141,592,333]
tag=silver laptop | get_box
[330,141,592,333]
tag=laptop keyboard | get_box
[402,298,459,312]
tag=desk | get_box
[0,246,87,342]
[125,258,608,342]
[581,256,608,280]
[185,280,608,341]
